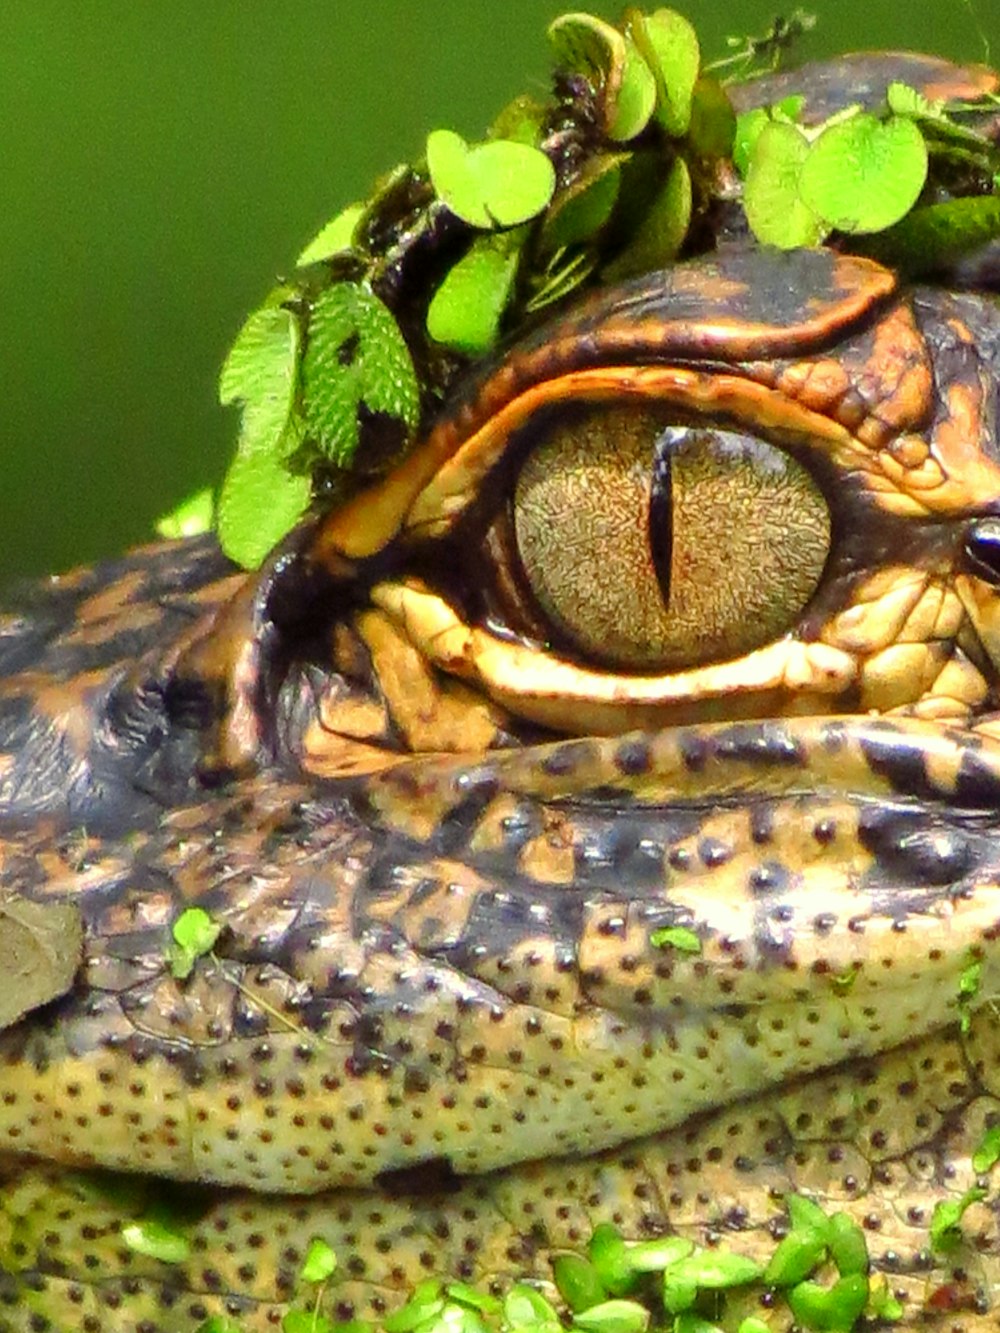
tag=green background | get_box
[2,0,997,579]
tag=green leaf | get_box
[764,1232,827,1288]
[589,1224,636,1296]
[661,1276,698,1315]
[787,1274,869,1333]
[664,1250,763,1288]
[733,108,770,177]
[624,1236,693,1272]
[886,81,941,120]
[572,1299,650,1333]
[539,155,624,252]
[786,1195,833,1239]
[283,1313,335,1333]
[649,924,701,954]
[121,1218,191,1265]
[603,155,691,281]
[628,8,700,137]
[673,1316,724,1333]
[859,196,1000,278]
[219,299,299,434]
[383,1286,446,1333]
[737,1321,772,1333]
[959,960,983,998]
[773,95,806,123]
[217,420,312,569]
[554,1253,608,1312]
[798,113,928,234]
[302,282,420,468]
[973,1123,1000,1174]
[827,1214,868,1278]
[865,1277,903,1323]
[929,1186,987,1253]
[169,907,222,981]
[687,77,736,160]
[744,120,824,247]
[427,129,555,228]
[488,94,547,146]
[298,203,364,265]
[831,966,858,995]
[503,1284,561,1328]
[300,1237,337,1284]
[548,14,656,142]
[427,232,522,356]
[217,298,305,567]
[444,1284,501,1316]
[155,487,214,540]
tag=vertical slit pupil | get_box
[648,427,675,605]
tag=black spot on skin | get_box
[698,837,731,868]
[813,817,836,845]
[750,804,774,844]
[955,746,1000,807]
[542,744,579,777]
[858,804,979,888]
[821,722,847,754]
[748,862,790,896]
[859,726,940,801]
[433,786,502,856]
[679,733,709,772]
[716,722,806,767]
[614,737,652,776]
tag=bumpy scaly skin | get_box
[4,240,1000,1327]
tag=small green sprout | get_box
[662,1250,763,1289]
[831,965,859,995]
[589,1223,637,1296]
[548,13,657,142]
[972,1122,1000,1174]
[383,1281,447,1333]
[300,1237,338,1285]
[217,296,306,568]
[554,1253,608,1311]
[503,1283,562,1331]
[826,1214,868,1278]
[169,906,222,980]
[282,1312,335,1333]
[155,487,214,540]
[627,8,700,137]
[929,1185,988,1253]
[798,112,928,234]
[427,130,556,228]
[865,1276,904,1323]
[427,232,523,356]
[786,1273,869,1333]
[958,958,983,1034]
[572,1298,651,1333]
[650,925,701,954]
[298,202,364,265]
[302,282,420,468]
[121,1216,191,1265]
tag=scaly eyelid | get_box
[400,367,852,543]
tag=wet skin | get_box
[3,61,1000,1333]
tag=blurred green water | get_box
[1,0,996,579]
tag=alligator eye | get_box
[512,405,830,671]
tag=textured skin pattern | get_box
[3,236,1000,1329]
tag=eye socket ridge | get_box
[489,401,832,674]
